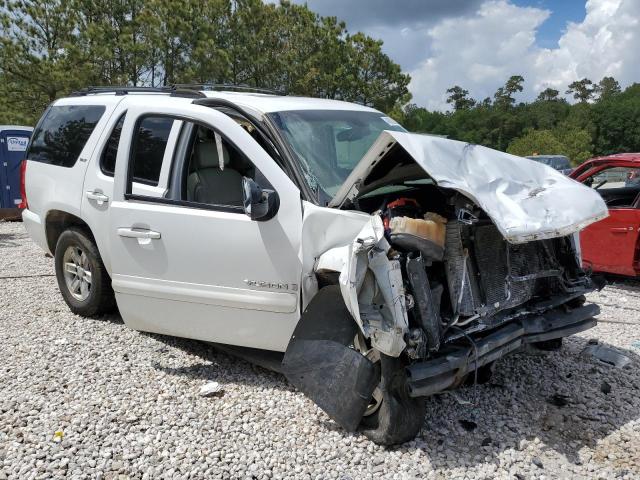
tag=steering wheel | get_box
[594,179,608,189]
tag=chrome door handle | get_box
[117,228,161,240]
[86,191,109,205]
[610,227,632,233]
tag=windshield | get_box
[269,110,406,199]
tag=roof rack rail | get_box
[174,83,286,96]
[69,86,207,99]
[70,86,179,97]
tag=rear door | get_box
[81,104,182,274]
[108,102,303,352]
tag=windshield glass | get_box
[269,110,406,198]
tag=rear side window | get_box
[27,105,105,168]
[100,114,125,176]
[130,116,174,186]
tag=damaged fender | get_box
[281,285,378,431]
[336,215,409,357]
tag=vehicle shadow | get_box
[0,231,23,248]
[143,331,293,392]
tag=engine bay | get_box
[334,184,596,361]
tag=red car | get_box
[570,153,640,277]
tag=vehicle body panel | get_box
[570,154,640,277]
[330,131,608,244]
[22,96,123,254]
[108,102,304,351]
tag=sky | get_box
[286,0,639,110]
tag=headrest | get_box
[193,140,230,169]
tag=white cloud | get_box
[409,0,640,111]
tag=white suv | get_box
[21,86,608,445]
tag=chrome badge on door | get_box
[244,279,298,292]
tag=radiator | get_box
[445,221,547,318]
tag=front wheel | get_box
[54,228,116,317]
[359,354,427,445]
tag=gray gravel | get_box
[1,220,640,479]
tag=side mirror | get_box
[242,177,279,221]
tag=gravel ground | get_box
[1,220,640,479]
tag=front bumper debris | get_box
[406,303,599,397]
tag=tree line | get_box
[0,0,410,124]
[398,75,640,165]
[1,0,638,165]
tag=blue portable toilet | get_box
[0,125,33,212]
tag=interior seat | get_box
[186,139,243,206]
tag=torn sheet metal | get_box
[336,215,409,357]
[300,202,370,308]
[329,131,608,244]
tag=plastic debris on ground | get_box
[582,343,631,369]
[199,381,224,397]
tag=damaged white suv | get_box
[21,86,608,445]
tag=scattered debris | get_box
[532,457,544,469]
[631,340,640,350]
[547,393,570,407]
[199,381,224,397]
[600,381,612,395]
[450,391,473,405]
[459,419,477,431]
[582,344,631,368]
[52,430,64,443]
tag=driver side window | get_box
[587,167,640,190]
[181,125,255,208]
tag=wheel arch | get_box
[45,210,96,255]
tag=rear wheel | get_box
[54,228,115,317]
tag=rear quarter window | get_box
[26,105,106,168]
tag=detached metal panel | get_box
[0,126,33,209]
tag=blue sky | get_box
[286,0,638,110]
[512,0,587,48]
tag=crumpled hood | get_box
[330,131,608,243]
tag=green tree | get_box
[445,86,475,111]
[494,75,524,109]
[507,130,564,157]
[566,78,597,103]
[592,83,640,154]
[536,88,560,102]
[507,127,592,165]
[596,76,621,100]
[0,0,93,115]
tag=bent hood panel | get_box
[330,131,608,243]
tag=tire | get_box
[359,354,427,445]
[54,227,116,317]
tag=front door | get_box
[108,103,303,352]
[581,208,640,276]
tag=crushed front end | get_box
[336,196,600,391]
[284,132,606,445]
